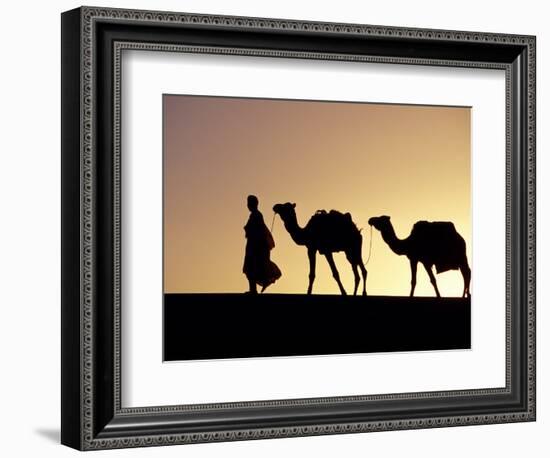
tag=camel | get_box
[272,202,367,295]
[368,215,470,298]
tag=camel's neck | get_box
[281,212,308,246]
[379,223,408,256]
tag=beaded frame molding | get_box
[61,6,536,451]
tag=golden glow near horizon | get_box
[164,95,471,296]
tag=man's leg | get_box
[247,276,257,294]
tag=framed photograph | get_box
[161,95,472,361]
[61,6,536,450]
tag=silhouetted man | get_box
[243,195,282,293]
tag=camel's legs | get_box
[325,252,346,295]
[460,263,471,298]
[307,248,316,295]
[359,262,367,296]
[409,259,417,297]
[423,263,441,297]
[351,262,360,296]
[346,250,367,296]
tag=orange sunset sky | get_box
[163,95,471,296]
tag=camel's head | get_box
[368,215,391,231]
[273,202,296,221]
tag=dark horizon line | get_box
[163,292,471,299]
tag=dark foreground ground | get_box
[164,294,470,361]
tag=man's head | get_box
[247,195,259,211]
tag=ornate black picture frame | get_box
[61,6,536,451]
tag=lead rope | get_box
[270,212,276,234]
[364,224,374,265]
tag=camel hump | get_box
[413,220,457,233]
[307,209,359,234]
[329,209,347,216]
[311,209,349,221]
[340,211,353,221]
[327,209,354,222]
[411,220,462,248]
[314,209,352,219]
